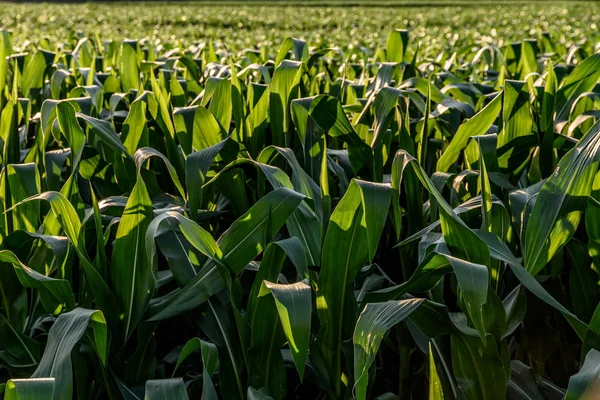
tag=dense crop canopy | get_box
[0,10,599,400]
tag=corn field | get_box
[0,9,599,400]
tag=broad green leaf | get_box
[567,240,599,322]
[260,280,312,380]
[247,387,274,400]
[296,95,373,175]
[56,101,85,170]
[386,29,409,62]
[198,299,247,400]
[111,176,154,341]
[476,230,587,339]
[7,163,40,233]
[366,251,489,341]
[540,61,557,178]
[248,238,308,320]
[5,379,54,400]
[275,37,309,66]
[353,298,423,400]
[586,170,600,275]
[77,113,131,158]
[270,60,304,147]
[555,53,600,126]
[525,118,600,276]
[315,179,392,396]
[394,150,491,265]
[507,361,544,400]
[207,78,233,134]
[0,30,12,98]
[583,304,600,361]
[173,338,218,400]
[144,379,188,400]
[565,349,600,400]
[32,308,107,400]
[122,98,148,155]
[125,322,157,386]
[22,51,46,97]
[148,188,304,320]
[0,250,73,315]
[248,286,286,400]
[437,93,502,172]
[451,334,508,400]
[134,147,185,199]
[498,80,533,148]
[429,343,444,400]
[1,101,21,167]
[177,105,225,152]
[0,314,41,368]
[216,187,305,273]
[185,139,229,219]
[121,40,140,92]
[11,192,119,327]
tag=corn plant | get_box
[0,24,598,400]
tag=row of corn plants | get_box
[0,28,598,399]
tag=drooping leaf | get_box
[353,298,423,400]
[565,349,600,400]
[32,308,107,400]
[260,280,312,380]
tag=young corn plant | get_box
[0,26,598,400]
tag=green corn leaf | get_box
[451,334,508,400]
[10,192,119,326]
[365,251,489,341]
[0,250,73,315]
[555,53,600,126]
[185,139,229,219]
[248,285,287,399]
[4,378,54,400]
[295,95,373,176]
[565,349,600,400]
[144,379,188,400]
[0,30,12,99]
[248,238,308,321]
[207,78,233,134]
[582,304,600,361]
[111,175,154,341]
[260,280,312,381]
[270,60,304,147]
[315,179,392,396]
[275,37,309,66]
[122,98,148,155]
[175,105,225,153]
[7,163,41,233]
[77,113,131,158]
[386,29,409,62]
[199,298,247,400]
[1,101,21,167]
[56,101,85,170]
[134,147,185,199]
[148,187,304,320]
[476,230,587,339]
[173,338,218,400]
[247,387,275,400]
[437,93,502,172]
[22,51,46,97]
[0,313,41,368]
[353,298,423,400]
[525,118,600,276]
[32,308,107,400]
[120,40,140,92]
[429,343,444,400]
